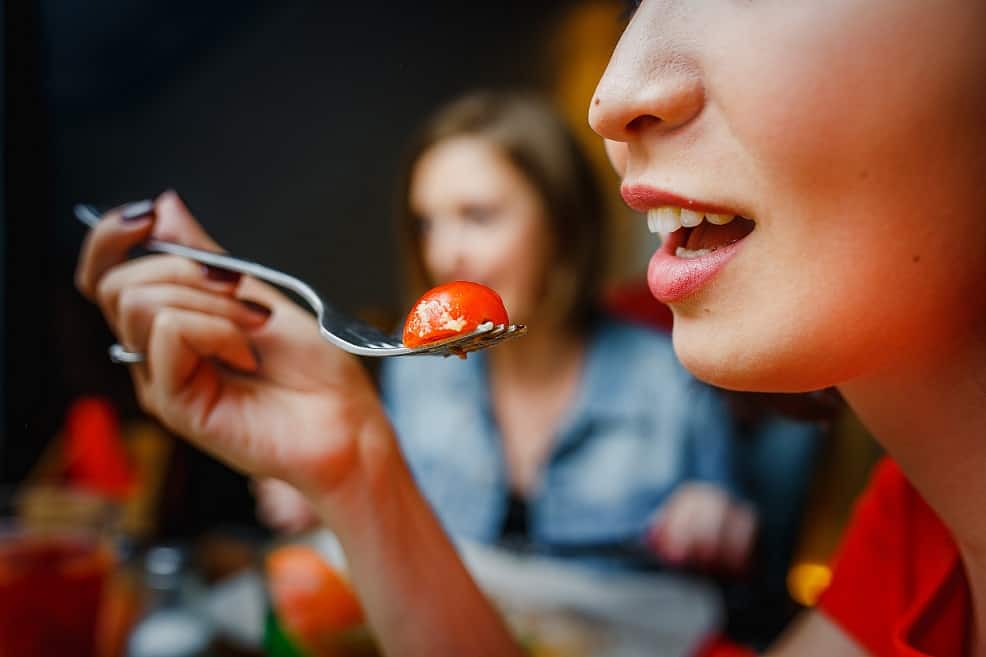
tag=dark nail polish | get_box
[240,299,272,319]
[202,265,242,284]
[120,199,155,222]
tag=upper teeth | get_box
[646,207,736,235]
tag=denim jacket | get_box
[380,316,738,559]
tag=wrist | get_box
[300,412,410,534]
[288,413,525,657]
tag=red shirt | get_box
[818,457,970,656]
[698,457,971,657]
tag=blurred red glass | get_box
[0,489,117,657]
[0,532,113,657]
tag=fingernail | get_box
[202,264,241,284]
[240,299,272,320]
[120,200,155,222]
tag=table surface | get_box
[202,531,723,657]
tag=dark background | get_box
[3,0,598,535]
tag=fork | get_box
[74,203,526,358]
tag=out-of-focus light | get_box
[787,562,832,607]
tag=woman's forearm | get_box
[309,427,524,657]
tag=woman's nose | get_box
[424,224,467,281]
[588,13,705,143]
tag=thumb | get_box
[152,190,223,251]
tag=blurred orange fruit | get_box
[265,545,365,645]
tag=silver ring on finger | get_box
[109,343,146,365]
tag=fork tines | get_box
[413,323,527,357]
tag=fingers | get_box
[117,283,272,350]
[684,490,730,566]
[76,190,224,302]
[649,483,732,569]
[131,307,265,475]
[152,190,222,250]
[96,255,243,327]
[147,308,259,401]
[652,494,700,565]
[720,503,758,573]
[76,202,156,300]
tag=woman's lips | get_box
[619,184,754,303]
[648,228,748,303]
[621,185,738,215]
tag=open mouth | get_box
[646,207,756,258]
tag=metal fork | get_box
[74,203,526,358]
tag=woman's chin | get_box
[670,316,846,393]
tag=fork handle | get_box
[73,203,323,311]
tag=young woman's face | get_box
[409,137,554,325]
[590,1,986,391]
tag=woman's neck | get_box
[488,320,586,383]
[839,332,986,653]
[487,320,588,496]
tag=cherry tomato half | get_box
[402,281,509,348]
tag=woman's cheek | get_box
[493,263,537,323]
[497,248,544,322]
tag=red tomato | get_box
[402,281,509,348]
